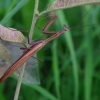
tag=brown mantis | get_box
[0,14,68,82]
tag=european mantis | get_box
[0,14,68,82]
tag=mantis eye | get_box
[63,24,68,31]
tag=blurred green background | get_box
[0,0,100,100]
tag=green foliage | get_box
[0,0,100,100]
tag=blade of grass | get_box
[5,0,17,14]
[1,0,29,25]
[84,33,93,100]
[82,6,94,100]
[24,84,58,100]
[0,83,6,100]
[57,11,79,100]
[52,40,61,100]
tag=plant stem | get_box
[13,0,40,100]
[14,63,26,100]
[29,0,39,43]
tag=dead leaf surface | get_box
[48,0,100,10]
[0,24,26,44]
[0,42,13,63]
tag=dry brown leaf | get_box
[48,0,100,10]
[0,42,13,63]
[0,24,26,44]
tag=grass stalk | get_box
[13,0,40,100]
[14,63,26,100]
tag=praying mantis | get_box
[0,14,68,82]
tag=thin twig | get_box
[14,63,26,100]
[13,0,40,100]
[29,0,39,43]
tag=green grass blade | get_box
[52,40,61,100]
[82,6,94,100]
[57,11,79,100]
[1,0,29,25]
[24,84,58,100]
